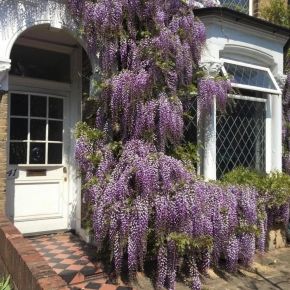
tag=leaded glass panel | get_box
[224,62,276,90]
[220,0,249,14]
[216,98,265,178]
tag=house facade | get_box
[0,0,289,236]
[0,0,92,236]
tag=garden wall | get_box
[0,215,68,290]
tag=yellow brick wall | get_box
[0,92,8,215]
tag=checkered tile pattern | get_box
[29,233,105,284]
[29,233,133,290]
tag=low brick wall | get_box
[0,215,68,290]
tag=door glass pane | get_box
[30,119,46,140]
[10,94,28,116]
[10,45,71,82]
[10,118,28,140]
[30,143,45,164]
[49,98,63,119]
[10,142,27,164]
[48,144,62,164]
[31,95,47,117]
[49,121,63,141]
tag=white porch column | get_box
[0,59,11,91]
[265,95,272,173]
[198,99,216,180]
[70,46,82,232]
[271,93,282,171]
[270,74,287,172]
[199,61,223,180]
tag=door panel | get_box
[14,181,62,220]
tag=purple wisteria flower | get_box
[69,1,267,289]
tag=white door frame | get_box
[7,40,82,234]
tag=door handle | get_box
[63,167,67,182]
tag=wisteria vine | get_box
[69,1,266,289]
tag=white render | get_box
[0,0,92,235]
[199,14,288,179]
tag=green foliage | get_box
[235,224,260,236]
[172,142,199,171]
[222,167,290,208]
[267,171,290,207]
[167,232,213,255]
[221,166,266,192]
[75,121,104,141]
[0,276,11,290]
[261,0,290,28]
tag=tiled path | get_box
[29,233,132,290]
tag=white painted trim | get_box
[17,36,77,54]
[7,48,83,234]
[68,46,82,233]
[271,94,282,171]
[230,84,280,95]
[200,16,289,45]
[199,97,216,181]
[8,92,65,166]
[265,95,272,173]
[229,94,267,103]
[9,76,71,97]
[221,58,282,95]
[249,0,253,16]
[220,44,275,68]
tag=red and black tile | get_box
[29,233,133,290]
[29,233,106,285]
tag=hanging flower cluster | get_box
[75,134,264,289]
[283,71,290,173]
[198,77,231,111]
[281,53,290,227]
[69,1,263,289]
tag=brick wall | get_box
[0,91,7,215]
[0,215,68,290]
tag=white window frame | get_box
[220,58,282,95]
[8,91,65,166]
[201,58,282,180]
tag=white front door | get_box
[7,92,69,234]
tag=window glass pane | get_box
[49,98,63,119]
[220,0,249,14]
[10,118,28,140]
[10,142,27,164]
[182,95,197,144]
[10,45,71,82]
[216,99,265,178]
[30,119,46,140]
[31,95,47,117]
[224,63,276,90]
[49,121,63,141]
[30,143,45,164]
[48,144,62,164]
[10,94,28,116]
